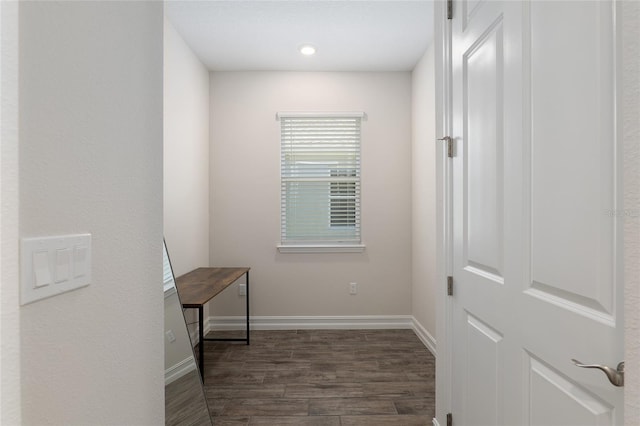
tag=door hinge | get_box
[447,0,453,19]
[447,276,453,296]
[438,136,454,158]
[447,412,453,426]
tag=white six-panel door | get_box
[450,0,624,424]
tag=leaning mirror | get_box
[164,241,212,426]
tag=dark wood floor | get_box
[199,329,435,426]
[166,368,212,426]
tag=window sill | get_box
[277,244,366,254]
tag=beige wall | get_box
[209,72,412,318]
[163,18,210,277]
[18,2,164,424]
[411,45,437,344]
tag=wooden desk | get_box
[176,267,250,380]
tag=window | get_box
[278,112,364,252]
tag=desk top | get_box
[175,267,250,307]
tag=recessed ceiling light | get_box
[299,45,316,56]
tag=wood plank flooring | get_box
[165,369,212,426]
[198,329,435,425]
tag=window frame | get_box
[277,112,366,253]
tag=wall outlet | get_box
[165,330,176,343]
[349,282,357,295]
[238,283,246,296]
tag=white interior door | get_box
[450,0,624,424]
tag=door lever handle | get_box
[571,359,624,387]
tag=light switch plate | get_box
[20,234,91,305]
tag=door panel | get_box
[466,312,503,425]
[464,18,504,281]
[462,0,484,29]
[528,0,616,319]
[450,0,623,424]
[528,356,614,426]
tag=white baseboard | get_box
[411,317,437,357]
[165,355,197,385]
[208,315,415,330]
[202,315,437,356]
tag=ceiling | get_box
[165,1,434,72]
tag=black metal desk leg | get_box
[246,271,250,345]
[198,306,204,380]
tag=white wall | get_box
[18,2,164,424]
[411,45,437,346]
[163,18,210,277]
[623,1,640,423]
[209,72,412,319]
[1,1,21,424]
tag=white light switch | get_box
[55,248,71,283]
[73,245,87,278]
[33,251,51,288]
[21,234,91,305]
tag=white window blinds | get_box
[163,241,176,292]
[279,113,362,246]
